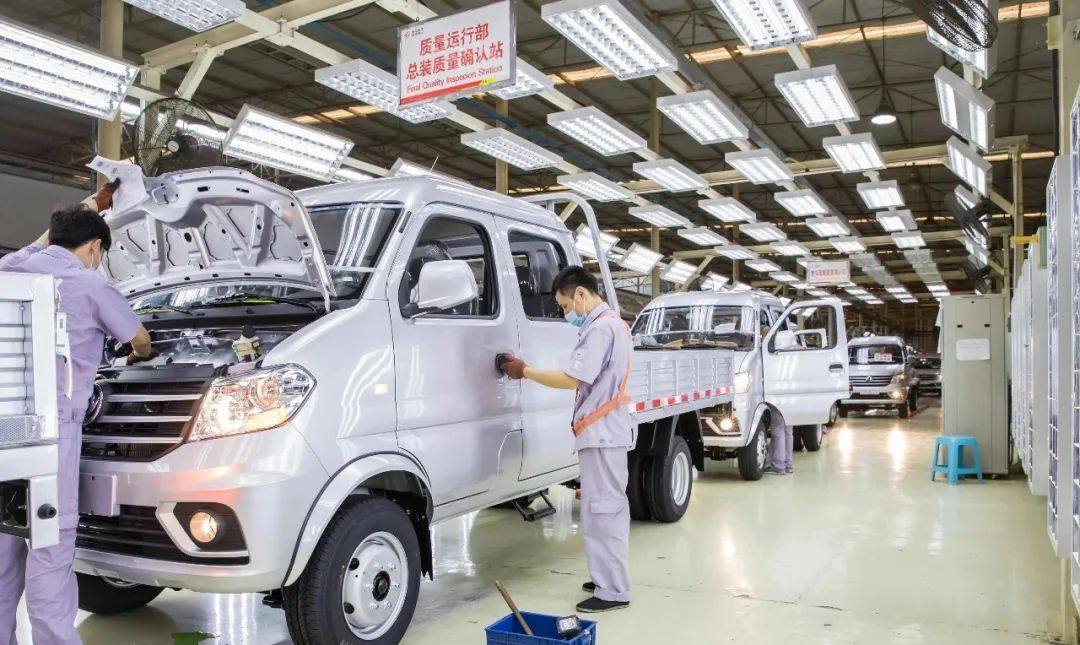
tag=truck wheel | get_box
[737,422,768,481]
[77,574,163,614]
[838,404,848,418]
[828,402,839,426]
[793,430,805,452]
[898,396,911,419]
[798,424,823,452]
[627,450,653,521]
[284,497,421,645]
[645,436,693,523]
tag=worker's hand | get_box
[126,348,159,365]
[498,354,528,379]
[91,179,121,212]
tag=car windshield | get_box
[914,357,940,369]
[849,344,903,364]
[632,305,755,350]
[131,202,401,312]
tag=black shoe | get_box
[582,581,595,593]
[575,597,629,613]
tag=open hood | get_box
[104,167,335,304]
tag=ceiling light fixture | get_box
[774,188,830,217]
[557,171,635,202]
[934,66,995,152]
[461,128,563,171]
[548,106,646,156]
[874,209,917,232]
[657,89,749,144]
[699,197,756,223]
[628,204,692,228]
[856,179,905,209]
[822,133,886,173]
[771,271,799,283]
[120,0,245,32]
[771,240,811,256]
[871,2,897,126]
[829,236,867,254]
[575,224,620,258]
[726,148,794,184]
[332,167,374,183]
[805,216,849,238]
[946,136,992,196]
[740,221,787,242]
[662,260,698,284]
[774,65,859,127]
[633,158,709,192]
[891,230,926,249]
[678,227,728,246]
[715,244,758,260]
[223,104,354,180]
[701,272,730,290]
[745,258,782,273]
[490,59,555,100]
[926,0,998,79]
[315,58,456,124]
[709,0,817,51]
[617,243,663,273]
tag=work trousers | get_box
[578,447,631,603]
[770,413,794,472]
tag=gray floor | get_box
[17,400,1060,643]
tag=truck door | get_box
[761,299,848,425]
[389,207,522,505]
[0,274,60,549]
[497,220,578,480]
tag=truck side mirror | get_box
[403,260,478,318]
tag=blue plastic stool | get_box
[930,435,985,484]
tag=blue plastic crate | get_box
[485,611,597,645]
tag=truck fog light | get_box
[189,511,220,544]
[890,390,904,400]
[719,417,735,431]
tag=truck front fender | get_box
[281,451,433,588]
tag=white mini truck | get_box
[632,290,849,480]
[32,167,848,643]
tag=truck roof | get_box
[639,289,784,311]
[297,176,570,233]
[848,335,905,347]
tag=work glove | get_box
[126,349,159,365]
[90,179,121,212]
[498,354,528,379]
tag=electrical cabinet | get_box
[941,293,1009,475]
[1012,243,1050,496]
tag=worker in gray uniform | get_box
[0,184,153,645]
[499,266,633,614]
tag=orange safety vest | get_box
[572,310,633,438]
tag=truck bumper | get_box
[74,424,328,593]
[842,387,906,407]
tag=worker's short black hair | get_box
[49,204,112,251]
[551,265,598,296]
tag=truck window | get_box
[507,230,568,321]
[633,305,754,350]
[399,217,498,317]
[772,305,837,351]
[849,344,904,364]
[758,308,772,340]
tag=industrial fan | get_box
[960,257,992,294]
[129,98,224,176]
[900,0,998,52]
[944,189,991,246]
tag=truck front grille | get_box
[77,505,248,566]
[849,375,893,388]
[81,365,215,461]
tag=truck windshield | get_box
[849,344,903,364]
[914,357,940,369]
[631,305,754,350]
[130,202,401,312]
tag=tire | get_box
[838,404,849,418]
[793,431,805,452]
[644,436,693,523]
[898,396,911,419]
[827,402,839,426]
[737,421,768,481]
[77,574,163,615]
[627,449,653,521]
[283,497,422,645]
[798,424,823,452]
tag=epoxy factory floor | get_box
[18,399,1059,644]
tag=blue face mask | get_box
[565,311,588,327]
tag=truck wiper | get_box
[135,304,193,316]
[194,294,322,313]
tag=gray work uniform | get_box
[564,303,634,603]
[769,410,794,472]
[0,243,141,645]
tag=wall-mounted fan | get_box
[945,189,991,244]
[129,98,224,176]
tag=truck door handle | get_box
[829,363,844,372]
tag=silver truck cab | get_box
[913,354,942,396]
[632,289,849,480]
[840,335,920,418]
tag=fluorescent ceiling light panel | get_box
[903,249,934,264]
[662,260,697,284]
[771,271,799,283]
[315,58,455,124]
[715,244,758,260]
[925,0,997,79]
[223,104,354,180]
[541,0,678,81]
[617,243,662,273]
[954,185,980,210]
[332,167,374,183]
[874,209,916,232]
[774,65,859,127]
[856,180,905,209]
[120,99,141,123]
[628,204,692,228]
[934,66,995,152]
[657,90,749,144]
[575,224,619,258]
[740,221,786,242]
[791,281,809,290]
[898,297,919,304]
[557,171,635,202]
[806,288,830,297]
[490,59,554,100]
[710,0,817,51]
[891,231,926,249]
[725,148,794,184]
[862,296,885,305]
[678,227,728,246]
[849,253,880,268]
[946,136,992,196]
[120,0,245,32]
[745,258,781,273]
[634,158,708,192]
[844,286,869,296]
[548,106,645,156]
[927,283,950,295]
[701,272,730,291]
[729,281,751,292]
[829,236,866,254]
[771,240,810,256]
[0,16,138,120]
[699,197,756,223]
[805,216,849,238]
[822,133,886,173]
[461,128,562,171]
[774,188,829,217]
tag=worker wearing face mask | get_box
[499,266,633,614]
[0,183,153,645]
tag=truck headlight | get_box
[189,365,315,441]
[734,371,751,394]
[891,373,906,384]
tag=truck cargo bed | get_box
[627,348,735,424]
